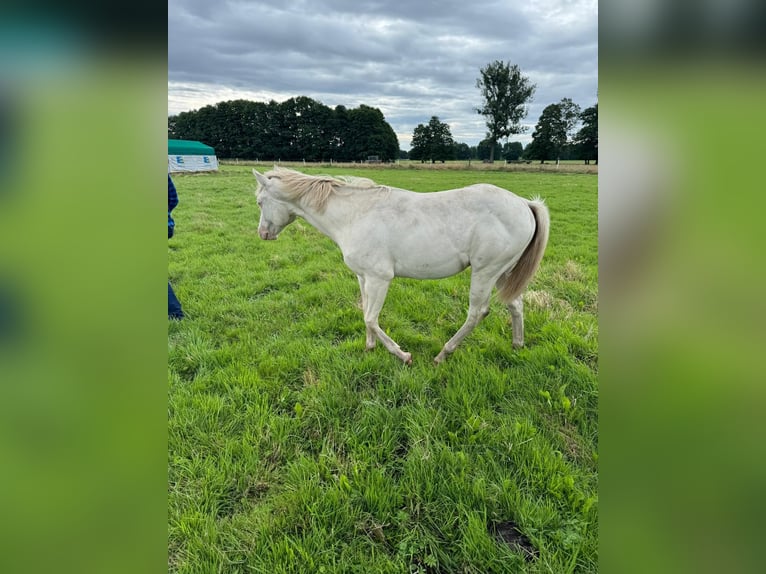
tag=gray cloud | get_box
[169,0,597,148]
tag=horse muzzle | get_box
[259,228,277,240]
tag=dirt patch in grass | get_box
[490,520,538,561]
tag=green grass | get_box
[168,166,598,573]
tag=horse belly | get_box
[393,245,469,279]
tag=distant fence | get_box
[221,158,598,174]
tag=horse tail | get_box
[496,197,550,304]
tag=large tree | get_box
[475,60,536,163]
[524,103,566,164]
[345,104,399,162]
[574,103,598,164]
[525,99,581,164]
[409,116,455,163]
[409,124,430,162]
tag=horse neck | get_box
[293,193,354,244]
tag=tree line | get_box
[168,60,597,165]
[168,96,399,162]
[408,101,597,164]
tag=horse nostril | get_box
[259,229,278,240]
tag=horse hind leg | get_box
[507,296,524,348]
[361,275,412,365]
[434,274,494,364]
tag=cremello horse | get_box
[253,167,549,364]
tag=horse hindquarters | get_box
[434,198,549,363]
[496,199,550,348]
[495,199,550,305]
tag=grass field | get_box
[168,165,598,573]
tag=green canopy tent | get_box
[168,139,219,172]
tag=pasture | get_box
[168,165,598,573]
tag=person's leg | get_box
[168,282,184,319]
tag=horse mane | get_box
[265,166,385,212]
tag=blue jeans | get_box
[168,282,184,318]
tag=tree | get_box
[503,141,524,161]
[409,124,430,162]
[453,142,472,160]
[427,116,455,162]
[330,105,350,160]
[524,99,581,164]
[574,103,598,164]
[346,105,399,162]
[476,138,503,162]
[168,115,177,139]
[558,98,582,145]
[280,96,333,161]
[524,103,566,163]
[476,60,536,163]
[409,116,455,163]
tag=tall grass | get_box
[168,166,597,573]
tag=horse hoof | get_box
[402,353,412,365]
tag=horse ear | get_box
[253,169,268,187]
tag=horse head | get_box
[253,169,297,240]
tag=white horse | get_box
[253,167,549,364]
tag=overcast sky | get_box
[168,0,597,150]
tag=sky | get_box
[168,0,598,150]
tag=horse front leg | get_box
[361,275,412,365]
